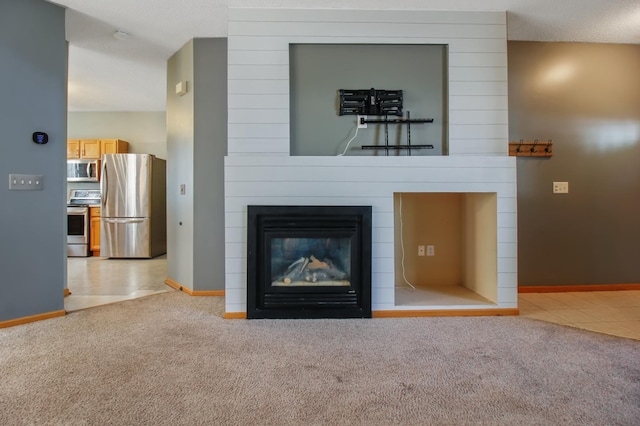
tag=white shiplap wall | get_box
[225,8,517,314]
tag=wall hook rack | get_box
[509,139,553,157]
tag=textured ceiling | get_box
[46,0,640,112]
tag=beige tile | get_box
[615,307,640,320]
[517,298,540,310]
[520,310,574,326]
[577,307,639,322]
[614,320,640,334]
[570,321,640,340]
[127,289,170,298]
[66,255,168,312]
[517,290,640,340]
[518,308,542,316]
[518,293,572,309]
[65,295,132,311]
[598,293,640,308]
[566,292,614,307]
[544,293,602,309]
[544,308,600,323]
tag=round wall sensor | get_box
[113,30,130,41]
[32,132,48,144]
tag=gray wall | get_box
[509,41,640,286]
[0,0,67,322]
[166,38,227,291]
[167,40,195,289]
[290,44,447,156]
[193,39,227,291]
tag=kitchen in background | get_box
[65,128,169,310]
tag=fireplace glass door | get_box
[247,206,372,319]
[271,237,351,287]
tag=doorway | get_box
[65,112,170,311]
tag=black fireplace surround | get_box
[247,205,372,319]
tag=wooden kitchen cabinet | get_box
[90,207,101,256]
[100,139,129,155]
[66,139,101,159]
[67,139,80,158]
[67,139,128,159]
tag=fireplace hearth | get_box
[247,205,372,319]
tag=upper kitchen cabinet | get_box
[101,139,129,154]
[67,139,129,159]
[67,139,101,159]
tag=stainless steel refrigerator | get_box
[100,154,166,258]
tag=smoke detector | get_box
[113,30,130,41]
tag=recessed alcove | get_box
[394,192,498,307]
[289,43,447,157]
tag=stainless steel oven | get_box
[67,190,101,257]
[67,206,89,257]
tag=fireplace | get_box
[247,205,372,319]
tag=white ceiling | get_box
[47,0,640,112]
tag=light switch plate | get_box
[9,174,43,190]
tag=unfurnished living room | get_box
[1,0,639,425]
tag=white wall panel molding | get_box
[228,65,289,80]
[228,94,289,109]
[449,96,508,111]
[449,66,508,82]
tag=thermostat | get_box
[32,132,49,144]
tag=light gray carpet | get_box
[1,291,639,425]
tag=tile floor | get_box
[66,257,639,341]
[65,255,172,312]
[518,291,640,341]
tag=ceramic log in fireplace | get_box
[247,205,372,319]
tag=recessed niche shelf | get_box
[289,43,447,156]
[393,192,498,308]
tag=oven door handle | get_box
[67,207,89,214]
[103,218,145,224]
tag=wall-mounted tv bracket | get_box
[339,88,403,116]
[360,111,434,156]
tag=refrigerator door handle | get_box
[101,160,108,208]
[103,218,145,224]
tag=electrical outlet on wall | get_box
[553,182,569,194]
[357,115,367,129]
[426,245,435,256]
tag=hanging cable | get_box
[399,193,416,290]
[337,123,359,156]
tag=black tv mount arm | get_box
[339,88,403,116]
[360,111,434,156]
